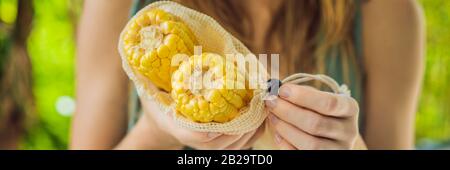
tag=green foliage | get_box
[415,0,450,147]
[0,0,17,24]
[0,0,16,66]
[21,0,78,149]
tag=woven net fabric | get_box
[118,1,350,135]
[119,1,269,135]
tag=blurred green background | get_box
[0,0,449,149]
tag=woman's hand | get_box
[265,84,363,150]
[140,95,265,150]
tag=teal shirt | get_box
[325,0,365,133]
[127,0,366,134]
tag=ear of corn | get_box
[123,9,197,92]
[123,9,254,123]
[171,53,253,123]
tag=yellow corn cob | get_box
[171,53,253,123]
[123,8,197,92]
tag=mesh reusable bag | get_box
[118,1,350,135]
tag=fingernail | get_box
[265,99,277,109]
[275,133,282,144]
[279,86,290,98]
[208,132,221,138]
[269,114,278,124]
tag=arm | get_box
[71,0,134,149]
[72,0,185,150]
[362,0,425,149]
